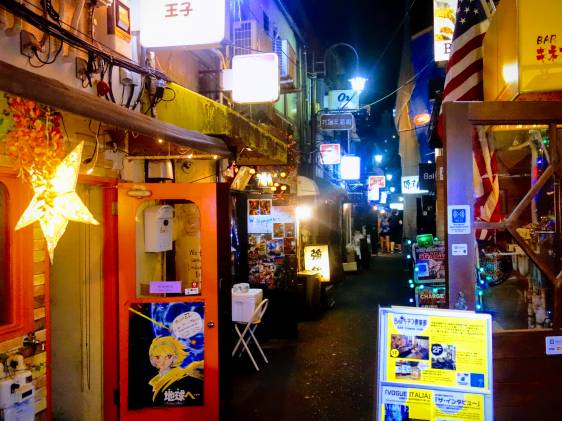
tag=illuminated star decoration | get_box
[15,142,99,262]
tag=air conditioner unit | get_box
[232,20,272,57]
[274,38,297,90]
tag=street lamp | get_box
[323,43,366,94]
[349,76,368,93]
[375,154,383,164]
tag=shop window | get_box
[136,200,202,297]
[0,182,8,325]
[475,125,558,330]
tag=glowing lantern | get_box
[15,142,99,262]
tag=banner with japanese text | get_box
[377,307,493,420]
[380,385,484,420]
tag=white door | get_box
[50,184,104,420]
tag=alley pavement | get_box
[225,254,412,421]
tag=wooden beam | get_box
[467,101,562,125]
[0,60,231,157]
[507,166,555,225]
[507,227,558,283]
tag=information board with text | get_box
[377,307,493,420]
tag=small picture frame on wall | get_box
[108,1,131,41]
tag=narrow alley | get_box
[227,255,412,421]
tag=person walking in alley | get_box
[379,215,391,253]
[389,210,403,253]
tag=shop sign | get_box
[433,0,458,62]
[401,176,428,194]
[520,0,562,93]
[369,175,386,189]
[368,176,385,201]
[304,245,330,282]
[419,163,436,192]
[319,113,354,131]
[139,0,228,48]
[341,156,360,180]
[327,90,360,110]
[319,143,341,165]
[232,53,280,104]
[377,307,493,420]
[415,285,447,309]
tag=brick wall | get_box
[0,224,48,417]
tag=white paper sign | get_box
[546,336,562,355]
[448,205,471,235]
[171,311,203,339]
[452,243,468,256]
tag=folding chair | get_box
[232,298,269,371]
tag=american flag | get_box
[438,0,500,240]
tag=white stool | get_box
[232,299,269,371]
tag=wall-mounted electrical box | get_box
[144,205,174,252]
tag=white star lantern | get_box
[15,142,99,262]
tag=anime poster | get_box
[128,302,204,409]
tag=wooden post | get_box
[444,102,475,310]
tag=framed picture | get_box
[108,0,131,40]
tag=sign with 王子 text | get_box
[139,0,228,48]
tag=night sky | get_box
[284,0,433,107]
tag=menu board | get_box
[377,307,493,421]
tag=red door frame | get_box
[117,183,225,421]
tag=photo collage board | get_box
[247,199,296,289]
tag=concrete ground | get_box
[225,255,412,421]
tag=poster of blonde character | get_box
[128,302,205,409]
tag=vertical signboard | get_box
[304,245,330,282]
[434,0,458,62]
[377,307,493,421]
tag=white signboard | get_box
[232,53,280,104]
[433,0,458,62]
[448,205,471,235]
[452,243,468,256]
[401,176,429,195]
[546,336,562,355]
[140,0,227,48]
[327,90,360,110]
